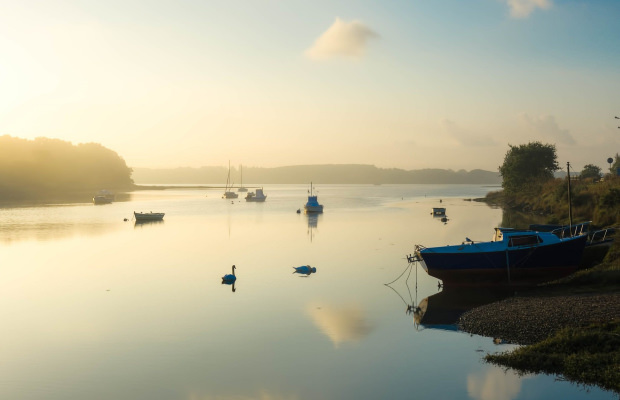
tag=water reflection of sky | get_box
[0,185,615,399]
[468,367,532,400]
[307,302,373,348]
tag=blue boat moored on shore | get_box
[412,227,588,287]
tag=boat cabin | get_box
[432,207,446,216]
[492,227,543,246]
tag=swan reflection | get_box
[221,281,236,292]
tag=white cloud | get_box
[506,0,552,18]
[442,119,496,146]
[305,18,378,60]
[520,113,575,145]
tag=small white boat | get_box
[93,195,112,205]
[304,182,323,213]
[134,211,165,221]
[93,189,114,204]
[245,188,267,202]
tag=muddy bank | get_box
[458,292,620,345]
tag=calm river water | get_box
[0,184,614,400]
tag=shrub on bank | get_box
[486,321,620,393]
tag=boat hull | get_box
[93,195,112,205]
[223,191,238,199]
[134,212,165,221]
[304,205,323,213]
[245,189,266,202]
[417,234,588,287]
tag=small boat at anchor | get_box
[134,211,165,221]
[93,189,115,204]
[245,188,267,202]
[222,161,238,199]
[304,182,323,213]
[93,195,112,205]
[411,227,588,287]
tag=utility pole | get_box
[567,161,573,233]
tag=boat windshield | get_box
[508,235,541,247]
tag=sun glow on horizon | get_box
[0,1,618,171]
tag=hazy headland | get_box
[0,136,135,201]
[132,165,502,185]
[0,135,501,201]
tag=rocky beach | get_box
[458,291,620,345]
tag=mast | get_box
[227,160,230,190]
[567,161,573,234]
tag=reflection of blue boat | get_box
[413,289,511,332]
[413,227,588,287]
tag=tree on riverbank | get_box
[499,142,559,195]
[581,164,602,180]
[0,135,134,200]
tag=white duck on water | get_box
[222,265,237,283]
[293,265,316,275]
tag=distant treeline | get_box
[133,164,502,185]
[0,135,134,200]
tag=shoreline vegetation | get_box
[0,136,134,201]
[467,175,620,394]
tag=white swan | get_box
[222,265,237,283]
[293,265,316,274]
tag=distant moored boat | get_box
[134,211,165,221]
[304,182,323,213]
[245,188,267,202]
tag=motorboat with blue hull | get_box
[304,182,323,213]
[413,227,588,287]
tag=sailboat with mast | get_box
[237,164,248,192]
[222,161,238,199]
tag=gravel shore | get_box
[457,292,620,345]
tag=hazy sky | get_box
[1,0,619,172]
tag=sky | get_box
[1,0,619,172]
